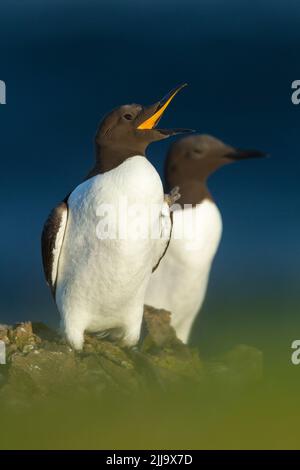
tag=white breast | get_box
[145,199,222,343]
[55,156,170,349]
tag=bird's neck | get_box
[168,179,213,207]
[86,143,147,178]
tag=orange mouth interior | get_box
[137,84,187,130]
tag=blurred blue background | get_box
[0,0,299,355]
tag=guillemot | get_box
[145,134,266,343]
[41,84,191,350]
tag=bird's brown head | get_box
[166,134,267,205]
[93,84,193,174]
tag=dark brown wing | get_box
[41,201,68,295]
[152,201,173,273]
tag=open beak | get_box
[224,149,268,160]
[137,84,193,135]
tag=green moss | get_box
[0,306,262,407]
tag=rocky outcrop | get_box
[0,306,263,405]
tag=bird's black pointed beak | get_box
[137,83,194,136]
[224,149,268,160]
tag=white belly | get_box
[145,199,222,343]
[56,156,169,349]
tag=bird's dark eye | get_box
[191,148,203,159]
[124,114,133,120]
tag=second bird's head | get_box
[166,134,267,190]
[94,84,193,171]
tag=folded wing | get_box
[41,201,68,295]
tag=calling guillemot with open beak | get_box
[145,134,267,343]
[42,84,192,350]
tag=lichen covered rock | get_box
[0,306,263,406]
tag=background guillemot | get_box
[145,134,266,343]
[41,85,192,350]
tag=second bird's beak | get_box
[225,148,268,160]
[137,84,194,136]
